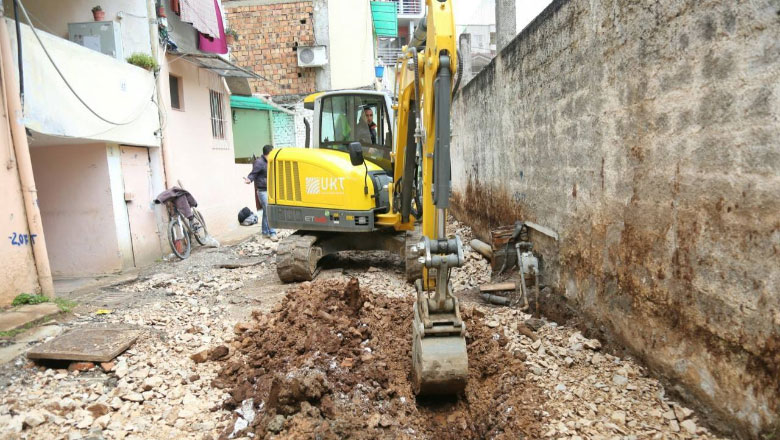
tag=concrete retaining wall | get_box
[450,0,779,436]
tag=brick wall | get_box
[225,1,316,95]
[451,0,780,437]
[271,111,296,147]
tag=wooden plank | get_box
[480,282,516,292]
[26,328,140,362]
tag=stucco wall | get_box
[272,111,296,147]
[0,98,40,304]
[450,0,780,437]
[2,0,152,58]
[30,144,123,277]
[292,100,313,148]
[5,18,159,147]
[164,56,254,238]
[327,0,375,90]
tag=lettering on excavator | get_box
[305,177,345,195]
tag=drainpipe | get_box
[147,0,173,187]
[0,16,54,296]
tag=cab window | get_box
[319,94,392,171]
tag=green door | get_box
[232,108,272,163]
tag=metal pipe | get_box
[481,293,510,306]
[515,245,529,310]
[146,0,173,187]
[470,238,492,260]
[0,17,54,296]
[409,13,427,48]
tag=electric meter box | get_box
[68,21,123,60]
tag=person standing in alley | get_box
[244,144,277,240]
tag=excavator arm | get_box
[393,0,468,396]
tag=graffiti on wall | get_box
[8,232,36,246]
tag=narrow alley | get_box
[0,0,777,439]
[0,221,728,439]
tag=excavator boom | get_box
[393,0,468,396]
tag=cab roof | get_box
[303,89,389,110]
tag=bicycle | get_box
[162,201,209,260]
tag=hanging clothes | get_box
[197,0,227,54]
[180,0,220,37]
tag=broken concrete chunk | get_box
[208,345,230,361]
[87,403,109,418]
[68,361,95,372]
[120,392,144,403]
[190,349,209,364]
[267,414,285,433]
[680,419,697,434]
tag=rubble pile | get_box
[0,222,729,439]
[215,278,545,439]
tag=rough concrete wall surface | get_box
[225,1,316,95]
[450,0,780,437]
[292,100,313,148]
[272,111,296,147]
[0,108,40,305]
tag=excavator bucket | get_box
[411,298,468,396]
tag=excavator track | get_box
[276,234,322,283]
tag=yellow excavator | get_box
[266,0,466,396]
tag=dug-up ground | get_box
[0,220,730,439]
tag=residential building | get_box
[0,0,257,305]
[224,0,379,99]
[223,0,383,148]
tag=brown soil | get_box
[214,278,546,439]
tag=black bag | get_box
[238,207,253,224]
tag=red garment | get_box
[197,0,227,54]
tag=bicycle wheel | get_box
[168,216,191,259]
[191,208,209,246]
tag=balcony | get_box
[377,46,405,66]
[392,0,424,19]
[6,18,160,147]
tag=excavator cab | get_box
[312,92,393,172]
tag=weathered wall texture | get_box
[451,0,780,437]
[272,111,296,147]
[164,56,254,238]
[30,144,123,277]
[0,88,40,304]
[225,0,316,95]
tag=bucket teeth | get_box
[411,303,468,396]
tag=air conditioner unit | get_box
[297,45,328,67]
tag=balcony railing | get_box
[392,0,423,17]
[377,46,405,65]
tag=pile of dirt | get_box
[214,278,546,439]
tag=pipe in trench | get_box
[481,293,510,306]
[0,16,54,296]
[469,238,492,260]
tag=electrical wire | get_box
[17,0,156,126]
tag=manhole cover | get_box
[26,328,140,362]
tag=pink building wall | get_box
[30,144,123,277]
[0,106,40,304]
[163,56,256,237]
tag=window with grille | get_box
[209,90,226,139]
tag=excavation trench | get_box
[214,278,546,439]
